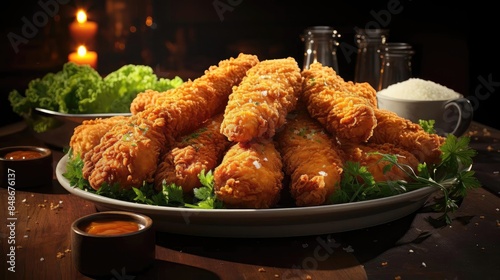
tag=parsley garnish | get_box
[63,155,223,209]
[419,119,436,134]
[330,134,480,225]
[187,170,223,209]
[63,133,479,224]
[63,150,89,190]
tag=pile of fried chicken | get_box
[69,53,444,209]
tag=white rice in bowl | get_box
[377,78,461,100]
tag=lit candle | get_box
[69,10,98,45]
[68,45,98,69]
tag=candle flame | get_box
[145,16,153,27]
[77,45,87,56]
[76,10,87,23]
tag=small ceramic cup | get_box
[71,211,155,278]
[377,94,473,137]
[0,146,52,189]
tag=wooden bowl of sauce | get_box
[0,146,52,189]
[71,211,155,277]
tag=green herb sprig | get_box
[419,119,437,134]
[63,132,480,225]
[330,134,481,225]
[62,154,223,209]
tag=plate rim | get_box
[56,154,438,237]
[35,107,132,119]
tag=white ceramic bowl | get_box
[376,93,473,136]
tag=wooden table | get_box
[1,122,499,280]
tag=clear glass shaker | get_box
[354,28,389,89]
[377,43,415,91]
[301,26,341,73]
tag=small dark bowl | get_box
[71,211,155,278]
[0,146,52,189]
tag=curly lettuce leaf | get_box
[8,62,184,117]
[8,62,102,115]
[57,63,104,113]
[8,89,32,118]
[102,65,183,113]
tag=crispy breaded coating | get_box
[341,81,378,108]
[139,53,260,139]
[69,115,129,159]
[275,109,343,206]
[69,53,450,207]
[340,141,421,182]
[370,109,445,164]
[214,140,283,208]
[77,53,257,192]
[301,62,377,143]
[130,89,164,115]
[220,57,302,142]
[82,115,167,190]
[154,114,231,193]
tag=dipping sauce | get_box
[84,220,140,235]
[4,150,44,160]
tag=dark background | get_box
[1,0,498,129]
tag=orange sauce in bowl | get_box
[4,150,44,160]
[84,220,140,236]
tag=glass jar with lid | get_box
[377,42,415,91]
[301,26,341,73]
[354,28,389,89]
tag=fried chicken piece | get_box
[130,89,164,115]
[370,109,445,165]
[213,140,284,208]
[78,54,257,192]
[301,62,377,143]
[340,141,420,182]
[69,115,129,159]
[154,114,231,193]
[138,53,260,139]
[82,115,167,190]
[341,81,378,108]
[275,109,343,206]
[220,57,302,142]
